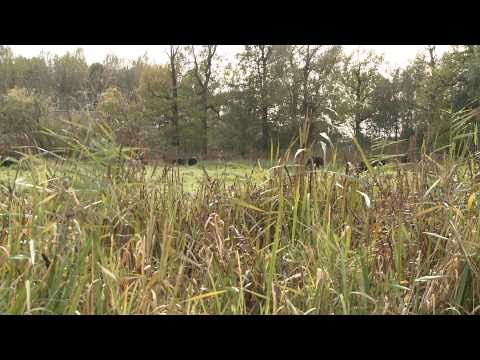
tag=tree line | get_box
[1,45,480,159]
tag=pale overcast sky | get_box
[7,45,451,69]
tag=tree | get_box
[270,45,302,145]
[219,62,259,156]
[117,55,148,102]
[97,87,127,122]
[11,55,52,95]
[0,46,15,94]
[86,54,124,109]
[266,45,343,149]
[396,58,428,139]
[167,46,185,149]
[138,64,171,119]
[0,87,48,149]
[236,45,276,152]
[412,46,458,146]
[52,48,88,113]
[297,45,343,146]
[102,54,122,89]
[88,62,106,108]
[138,64,177,149]
[442,46,480,110]
[190,45,218,156]
[97,86,143,147]
[339,49,383,142]
[368,71,401,139]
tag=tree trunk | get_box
[170,50,180,149]
[355,113,362,143]
[394,117,399,141]
[261,105,269,152]
[259,45,270,153]
[66,97,72,122]
[190,45,217,157]
[409,133,417,162]
[202,92,208,156]
[302,61,311,147]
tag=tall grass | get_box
[0,114,479,314]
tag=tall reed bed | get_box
[0,115,479,314]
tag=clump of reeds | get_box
[0,112,479,314]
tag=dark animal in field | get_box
[356,159,386,172]
[176,158,186,165]
[136,152,147,165]
[187,158,198,166]
[345,161,357,175]
[358,162,368,172]
[371,159,386,167]
[0,158,16,167]
[306,156,324,168]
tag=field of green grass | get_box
[155,160,271,192]
[0,159,271,192]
